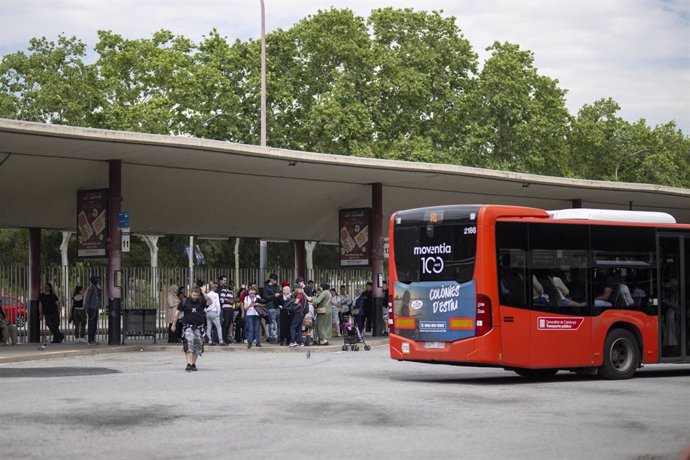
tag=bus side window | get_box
[496,222,528,308]
[591,226,656,311]
[529,223,589,309]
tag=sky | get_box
[0,0,688,133]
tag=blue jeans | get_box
[245,315,261,345]
[268,308,280,340]
[290,313,303,344]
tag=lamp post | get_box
[259,0,266,147]
[614,149,651,181]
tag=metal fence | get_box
[0,265,373,343]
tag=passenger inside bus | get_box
[594,268,617,307]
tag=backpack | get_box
[284,297,298,315]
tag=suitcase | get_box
[7,324,18,345]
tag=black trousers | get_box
[221,308,234,343]
[44,313,64,342]
[234,314,244,343]
[279,308,291,342]
[87,309,98,342]
[364,305,373,332]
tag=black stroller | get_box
[340,312,370,351]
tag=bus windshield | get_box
[393,206,478,284]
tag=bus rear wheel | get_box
[598,328,640,380]
[514,368,558,379]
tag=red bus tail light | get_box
[388,294,395,334]
[475,294,492,336]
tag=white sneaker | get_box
[289,343,298,347]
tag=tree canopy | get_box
[1,7,687,187]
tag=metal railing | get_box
[0,265,373,343]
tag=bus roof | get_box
[547,208,676,224]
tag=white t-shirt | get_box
[244,295,260,316]
[205,291,221,315]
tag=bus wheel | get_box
[514,369,558,379]
[599,328,639,380]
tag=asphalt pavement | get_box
[0,340,689,460]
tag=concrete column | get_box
[188,236,194,294]
[305,241,316,281]
[28,228,41,343]
[107,160,123,345]
[60,231,73,320]
[234,238,240,287]
[294,240,306,280]
[371,182,384,337]
[259,239,267,278]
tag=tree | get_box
[0,35,100,125]
[94,30,196,134]
[463,42,571,175]
[567,98,690,187]
[368,8,477,160]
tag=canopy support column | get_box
[371,182,384,337]
[28,228,41,343]
[107,160,122,345]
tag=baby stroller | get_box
[340,312,370,351]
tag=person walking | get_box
[311,283,332,345]
[39,282,64,343]
[69,286,87,343]
[83,275,101,345]
[171,287,210,371]
[204,282,225,346]
[243,286,263,348]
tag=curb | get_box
[0,340,389,364]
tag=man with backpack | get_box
[171,287,210,371]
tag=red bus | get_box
[388,204,690,379]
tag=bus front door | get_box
[658,234,688,361]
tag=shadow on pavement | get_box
[0,367,121,378]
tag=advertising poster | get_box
[339,208,371,266]
[393,280,477,342]
[77,189,108,258]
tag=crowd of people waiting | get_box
[165,274,388,351]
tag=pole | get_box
[189,235,194,294]
[259,0,266,147]
[259,239,267,279]
[294,240,306,280]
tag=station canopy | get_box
[1,118,689,242]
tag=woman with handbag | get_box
[310,283,333,345]
[243,286,263,348]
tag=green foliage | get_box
[463,42,571,175]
